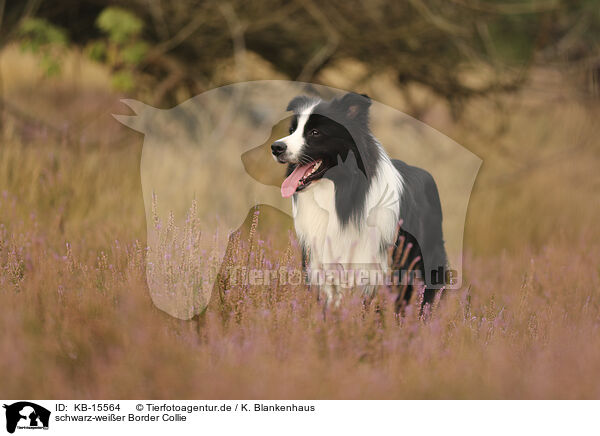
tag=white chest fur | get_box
[292,156,403,300]
[293,179,385,266]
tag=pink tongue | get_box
[281,163,315,198]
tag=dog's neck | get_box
[292,148,403,269]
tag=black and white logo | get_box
[3,402,50,434]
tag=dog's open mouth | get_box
[281,159,328,198]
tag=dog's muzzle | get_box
[271,141,288,163]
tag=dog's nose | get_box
[271,141,287,156]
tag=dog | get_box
[271,92,447,310]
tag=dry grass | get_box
[1,187,599,398]
[1,47,599,399]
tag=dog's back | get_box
[392,159,447,307]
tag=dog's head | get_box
[272,93,374,198]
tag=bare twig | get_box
[449,0,560,14]
[296,0,340,82]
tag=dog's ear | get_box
[339,93,371,120]
[286,95,313,112]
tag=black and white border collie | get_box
[271,92,447,310]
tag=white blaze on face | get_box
[274,103,318,163]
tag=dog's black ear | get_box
[286,95,312,112]
[339,93,371,120]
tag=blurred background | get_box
[2,0,599,251]
[0,1,599,398]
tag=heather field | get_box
[1,47,600,399]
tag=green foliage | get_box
[86,40,107,62]
[39,54,62,77]
[121,41,149,66]
[15,9,147,88]
[488,15,539,64]
[18,18,68,49]
[17,18,68,77]
[96,7,144,44]
[111,71,135,92]
[84,7,148,92]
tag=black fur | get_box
[392,159,447,309]
[287,93,379,227]
[281,93,447,310]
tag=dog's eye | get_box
[289,127,295,134]
[309,129,320,136]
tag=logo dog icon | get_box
[3,402,50,433]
